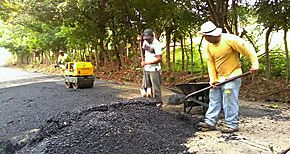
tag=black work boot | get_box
[197,122,216,131]
[219,126,239,133]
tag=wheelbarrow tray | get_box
[173,72,251,114]
[175,82,210,96]
[175,82,210,113]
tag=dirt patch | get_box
[183,100,290,154]
[240,76,290,103]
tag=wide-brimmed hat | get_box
[198,21,222,36]
[143,29,153,40]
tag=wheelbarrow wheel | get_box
[88,82,94,88]
[65,82,72,88]
[202,106,208,114]
[72,83,80,89]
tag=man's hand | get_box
[137,35,142,41]
[141,61,146,67]
[141,55,162,67]
[249,67,259,74]
[210,82,219,88]
[144,44,155,53]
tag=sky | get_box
[0,47,12,66]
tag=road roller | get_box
[63,62,94,89]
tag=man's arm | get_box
[231,38,259,73]
[141,39,162,67]
[206,48,218,84]
[141,55,162,67]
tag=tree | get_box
[255,0,290,79]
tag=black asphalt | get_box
[0,70,199,154]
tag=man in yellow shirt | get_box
[55,51,69,68]
[197,21,259,133]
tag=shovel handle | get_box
[215,71,251,87]
[186,72,251,99]
[138,35,144,62]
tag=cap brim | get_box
[198,28,222,36]
[143,35,152,40]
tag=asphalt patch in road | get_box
[4,98,199,154]
[239,106,290,120]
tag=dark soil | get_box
[240,76,290,103]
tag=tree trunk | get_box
[232,0,238,35]
[198,37,205,76]
[265,25,273,79]
[89,45,93,63]
[97,0,108,67]
[94,39,99,68]
[99,38,105,67]
[44,51,48,64]
[40,50,44,64]
[82,46,86,61]
[189,31,194,74]
[184,35,189,73]
[165,27,173,71]
[240,28,258,52]
[115,46,122,70]
[125,41,129,65]
[173,35,176,71]
[19,54,24,64]
[27,55,30,65]
[284,29,289,82]
[180,35,185,71]
[206,0,230,33]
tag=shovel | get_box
[168,71,251,105]
[138,35,152,97]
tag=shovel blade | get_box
[168,93,187,105]
[140,88,147,97]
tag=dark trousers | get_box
[142,70,162,102]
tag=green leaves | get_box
[255,0,290,30]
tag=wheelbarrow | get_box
[168,72,251,114]
[175,82,210,114]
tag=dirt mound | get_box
[15,98,199,154]
[240,76,290,103]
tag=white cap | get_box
[198,21,222,36]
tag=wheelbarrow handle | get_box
[185,72,251,99]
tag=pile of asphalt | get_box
[13,99,198,154]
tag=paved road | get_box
[0,67,128,145]
[0,67,61,88]
[0,67,48,82]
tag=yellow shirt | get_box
[57,53,68,64]
[206,33,259,84]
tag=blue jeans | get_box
[205,78,241,129]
